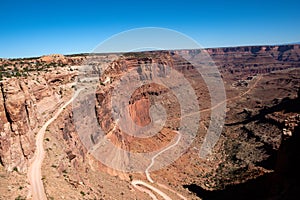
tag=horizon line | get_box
[2,42,299,60]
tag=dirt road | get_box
[28,89,82,200]
[132,131,186,200]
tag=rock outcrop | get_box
[0,68,77,173]
[0,78,37,172]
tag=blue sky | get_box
[0,0,299,58]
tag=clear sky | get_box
[1,0,299,58]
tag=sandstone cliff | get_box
[0,78,38,172]
[0,62,78,173]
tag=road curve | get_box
[132,180,172,200]
[133,131,187,200]
[145,131,181,183]
[28,89,82,200]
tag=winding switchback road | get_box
[131,76,262,199]
[132,131,186,200]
